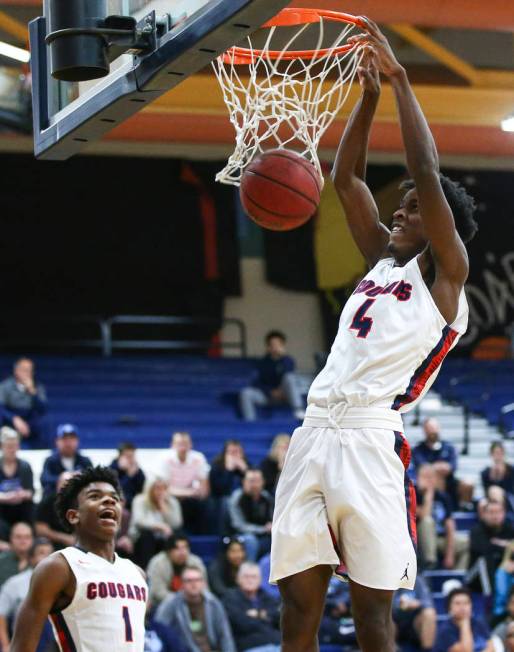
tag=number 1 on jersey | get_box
[350,299,375,338]
[122,606,133,642]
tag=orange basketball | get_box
[239,149,322,231]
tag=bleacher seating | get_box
[435,359,514,432]
[0,354,297,461]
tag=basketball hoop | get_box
[213,8,365,187]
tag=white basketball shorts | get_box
[270,407,417,591]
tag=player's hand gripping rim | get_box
[348,16,404,78]
[356,44,381,96]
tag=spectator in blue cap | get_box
[40,424,92,498]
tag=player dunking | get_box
[270,18,478,652]
[11,467,147,652]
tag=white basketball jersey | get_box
[49,547,147,652]
[308,256,468,413]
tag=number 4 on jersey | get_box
[350,299,375,338]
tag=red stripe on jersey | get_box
[392,326,458,410]
[49,614,77,652]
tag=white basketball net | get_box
[213,16,363,187]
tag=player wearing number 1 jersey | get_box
[11,467,147,652]
[271,18,478,652]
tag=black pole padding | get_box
[48,0,109,82]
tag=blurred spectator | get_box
[129,477,183,569]
[223,562,281,652]
[147,534,206,607]
[210,441,248,499]
[482,442,514,499]
[492,586,514,644]
[229,469,273,561]
[155,565,236,652]
[0,358,48,448]
[259,434,290,495]
[469,500,514,592]
[257,554,278,600]
[0,427,34,538]
[40,424,92,498]
[416,463,469,570]
[160,432,210,535]
[495,616,514,652]
[144,619,188,652]
[35,471,76,549]
[208,537,247,599]
[494,542,514,616]
[0,522,33,587]
[392,575,436,651]
[412,417,473,510]
[433,587,493,652]
[504,621,514,652]
[0,537,53,651]
[319,577,356,647]
[239,331,305,422]
[110,442,146,510]
[210,440,248,534]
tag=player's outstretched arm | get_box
[332,46,390,268]
[350,19,469,288]
[10,555,71,652]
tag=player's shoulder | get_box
[30,551,73,589]
[116,555,147,581]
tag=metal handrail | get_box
[2,314,247,357]
[103,315,247,357]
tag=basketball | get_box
[239,149,322,231]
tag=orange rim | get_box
[221,8,365,64]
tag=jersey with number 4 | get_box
[308,256,468,413]
[50,547,147,652]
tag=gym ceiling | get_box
[0,0,513,167]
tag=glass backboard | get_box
[30,0,291,159]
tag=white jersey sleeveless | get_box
[308,256,468,414]
[49,547,147,652]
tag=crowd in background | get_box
[1,355,514,651]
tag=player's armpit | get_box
[335,176,390,268]
[10,555,72,652]
[416,170,469,284]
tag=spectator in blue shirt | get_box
[210,440,249,533]
[239,331,304,421]
[393,575,436,651]
[222,562,281,652]
[481,441,514,498]
[415,464,469,570]
[412,417,473,510]
[210,442,249,499]
[40,425,93,497]
[0,358,48,448]
[433,587,493,652]
[109,442,146,511]
[144,620,188,652]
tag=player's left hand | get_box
[348,17,404,78]
[356,45,380,95]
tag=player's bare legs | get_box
[278,565,332,652]
[350,579,395,652]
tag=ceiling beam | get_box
[106,111,514,160]
[389,24,481,85]
[141,74,514,128]
[0,7,27,42]
[93,73,514,157]
[0,0,513,31]
[289,1,514,31]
